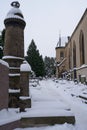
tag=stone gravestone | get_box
[0,60,9,110]
[20,61,31,112]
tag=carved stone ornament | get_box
[11,1,20,8]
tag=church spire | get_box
[59,30,61,47]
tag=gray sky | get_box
[0,0,87,58]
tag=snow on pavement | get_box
[55,79,87,130]
[24,78,87,130]
[26,79,74,117]
[0,78,87,130]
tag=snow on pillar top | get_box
[4,1,25,23]
[20,61,31,72]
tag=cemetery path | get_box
[28,79,74,117]
[29,78,87,129]
[2,78,87,130]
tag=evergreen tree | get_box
[44,56,56,77]
[1,29,5,47]
[26,39,45,77]
[0,47,3,59]
[0,29,5,59]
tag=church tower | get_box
[3,1,26,107]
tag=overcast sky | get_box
[0,0,87,58]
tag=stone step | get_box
[0,120,20,130]
[20,116,75,127]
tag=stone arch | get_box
[79,30,85,65]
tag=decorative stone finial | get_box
[11,1,20,8]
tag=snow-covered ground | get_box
[0,78,87,130]
[16,123,76,130]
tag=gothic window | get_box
[73,41,76,68]
[69,48,71,69]
[79,30,85,65]
[60,51,64,60]
[70,42,72,69]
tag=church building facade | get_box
[55,9,87,83]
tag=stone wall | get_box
[77,67,87,82]
[0,60,9,110]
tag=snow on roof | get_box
[80,64,87,68]
[0,59,9,68]
[5,7,24,21]
[20,60,31,72]
[76,64,87,70]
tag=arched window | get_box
[69,48,71,69]
[60,51,64,60]
[79,30,85,65]
[70,42,72,69]
[73,41,76,68]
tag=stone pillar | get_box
[3,1,26,107]
[20,61,31,112]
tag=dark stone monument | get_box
[3,1,26,108]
